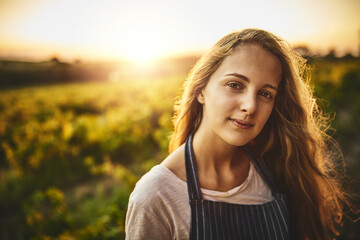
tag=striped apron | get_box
[185,134,291,240]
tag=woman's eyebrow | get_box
[224,73,249,82]
[263,84,278,92]
[224,73,278,92]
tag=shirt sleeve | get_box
[125,200,172,240]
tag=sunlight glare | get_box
[126,45,159,65]
[0,0,359,61]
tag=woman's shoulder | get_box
[129,145,187,207]
[126,146,191,239]
[160,143,186,182]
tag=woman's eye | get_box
[259,91,272,98]
[227,82,242,89]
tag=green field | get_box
[0,75,185,239]
[0,58,359,239]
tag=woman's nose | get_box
[240,92,257,115]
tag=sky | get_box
[0,0,359,62]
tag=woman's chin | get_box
[223,136,252,147]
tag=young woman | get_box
[125,29,345,240]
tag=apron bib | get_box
[185,134,291,240]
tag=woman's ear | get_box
[197,91,205,104]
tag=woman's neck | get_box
[192,127,250,191]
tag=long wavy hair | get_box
[169,29,345,239]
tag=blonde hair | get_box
[169,29,345,239]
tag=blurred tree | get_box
[294,45,312,58]
[324,48,337,61]
[49,57,61,64]
[342,53,356,60]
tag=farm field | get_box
[0,74,184,239]
[0,58,360,239]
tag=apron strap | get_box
[185,133,202,200]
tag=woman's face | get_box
[197,43,282,146]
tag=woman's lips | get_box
[229,118,254,129]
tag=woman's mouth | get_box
[229,118,254,129]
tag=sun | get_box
[128,48,158,64]
[118,40,164,65]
